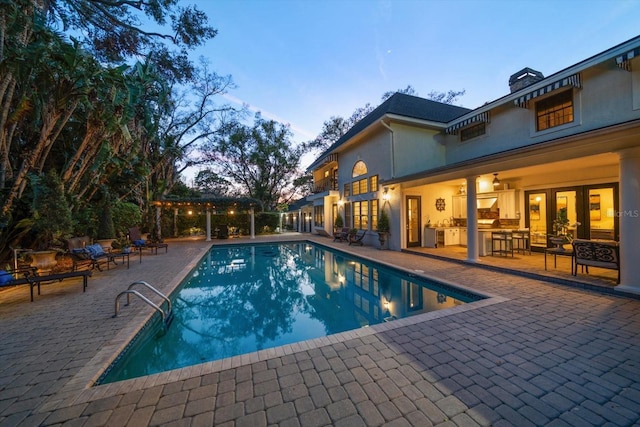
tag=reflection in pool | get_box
[99,242,483,384]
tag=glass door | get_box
[588,187,616,240]
[527,192,547,248]
[406,196,421,247]
[553,190,578,249]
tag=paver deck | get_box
[1,234,639,426]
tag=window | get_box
[351,178,368,196]
[353,201,369,230]
[343,183,350,197]
[352,160,368,177]
[370,175,378,191]
[460,122,485,141]
[371,199,379,230]
[536,90,573,131]
[313,205,323,227]
[344,203,352,228]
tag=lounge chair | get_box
[128,227,168,254]
[0,266,92,302]
[333,227,350,242]
[349,229,367,246]
[67,239,117,271]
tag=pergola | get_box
[151,196,262,241]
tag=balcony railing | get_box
[313,177,338,193]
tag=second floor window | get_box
[352,178,368,196]
[536,90,573,131]
[460,122,486,141]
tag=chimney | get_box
[509,67,544,93]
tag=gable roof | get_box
[309,93,471,170]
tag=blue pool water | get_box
[99,242,483,384]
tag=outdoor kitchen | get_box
[422,186,523,256]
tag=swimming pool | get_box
[99,242,484,384]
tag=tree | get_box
[203,114,306,211]
[42,0,217,80]
[194,169,232,196]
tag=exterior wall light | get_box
[382,187,390,201]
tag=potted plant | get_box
[334,213,344,231]
[111,232,132,254]
[378,209,390,249]
[548,210,581,251]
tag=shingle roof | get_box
[310,93,471,170]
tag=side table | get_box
[544,247,574,274]
[111,251,131,269]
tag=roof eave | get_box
[447,35,640,125]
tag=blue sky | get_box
[192,0,639,163]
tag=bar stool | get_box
[491,231,513,257]
[512,229,531,255]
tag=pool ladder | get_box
[113,281,174,328]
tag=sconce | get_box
[382,187,390,201]
[338,199,344,206]
[492,173,500,189]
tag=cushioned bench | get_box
[572,238,620,283]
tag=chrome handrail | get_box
[113,290,165,323]
[126,280,172,315]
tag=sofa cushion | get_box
[0,270,13,285]
[86,244,105,257]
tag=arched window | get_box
[352,160,368,178]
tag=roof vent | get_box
[509,67,544,93]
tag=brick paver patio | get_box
[1,234,638,426]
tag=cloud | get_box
[221,93,316,141]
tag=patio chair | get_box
[128,227,168,254]
[217,225,229,239]
[333,227,350,242]
[348,229,367,246]
[0,266,92,302]
[68,242,117,271]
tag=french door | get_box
[525,183,618,250]
[406,196,421,247]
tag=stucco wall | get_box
[391,123,444,178]
[444,64,640,165]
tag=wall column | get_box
[250,208,255,239]
[156,206,162,239]
[206,209,211,241]
[465,176,479,263]
[173,208,178,237]
[616,146,640,294]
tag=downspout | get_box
[380,120,395,179]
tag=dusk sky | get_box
[192,0,639,169]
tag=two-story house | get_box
[306,35,640,294]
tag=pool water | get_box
[99,242,483,384]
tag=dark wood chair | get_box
[349,230,367,246]
[128,227,168,254]
[217,225,229,239]
[333,227,350,242]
